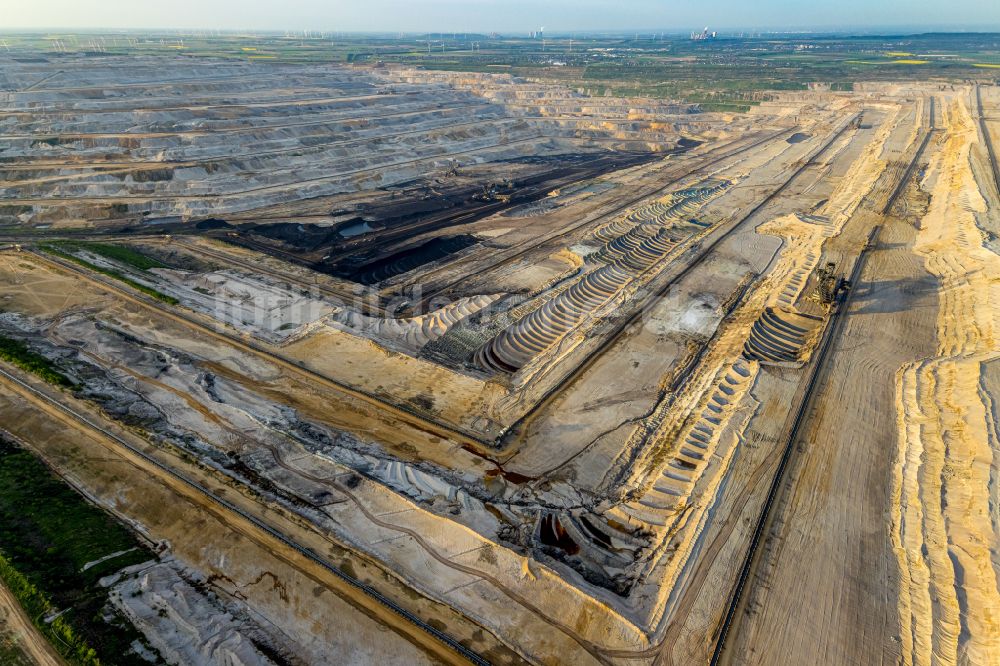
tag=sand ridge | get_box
[892,90,1000,666]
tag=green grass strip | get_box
[0,553,102,666]
[52,242,167,271]
[39,245,179,306]
[0,335,74,388]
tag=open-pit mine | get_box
[1,49,999,666]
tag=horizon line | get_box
[4,25,1000,36]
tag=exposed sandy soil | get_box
[108,560,285,666]
[726,206,939,666]
[892,91,1000,666]
[0,383,460,666]
[721,86,1000,666]
[3,61,997,666]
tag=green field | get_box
[0,434,158,665]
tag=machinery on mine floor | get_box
[473,178,514,203]
[815,261,850,305]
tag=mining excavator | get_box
[473,179,514,203]
[816,261,850,305]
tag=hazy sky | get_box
[5,0,999,33]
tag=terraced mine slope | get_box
[1,52,999,666]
